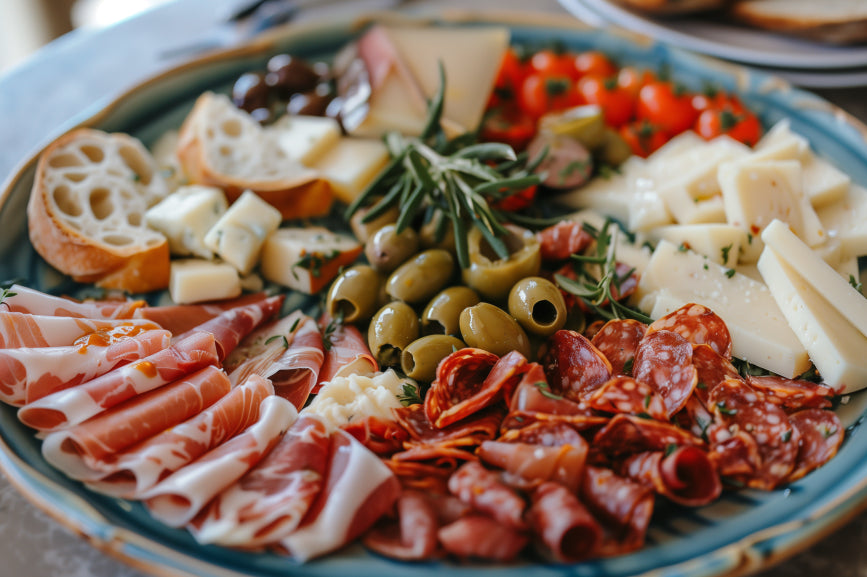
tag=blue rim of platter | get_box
[1,9,867,577]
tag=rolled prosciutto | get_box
[477,440,587,493]
[437,515,527,561]
[0,312,160,349]
[316,315,377,391]
[362,490,440,561]
[447,461,526,530]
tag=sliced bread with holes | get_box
[27,128,171,293]
[731,0,867,44]
[176,92,333,220]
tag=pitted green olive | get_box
[368,301,420,367]
[386,249,455,304]
[401,335,465,382]
[326,265,382,323]
[508,276,568,337]
[538,104,605,149]
[421,286,481,336]
[365,224,419,273]
[459,303,531,358]
[349,205,399,242]
[597,128,632,166]
[419,214,456,255]
[462,224,541,302]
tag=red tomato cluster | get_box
[483,47,762,158]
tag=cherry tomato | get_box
[695,108,762,146]
[636,81,699,135]
[573,51,618,79]
[491,184,538,212]
[529,49,578,80]
[691,89,744,114]
[577,75,635,128]
[617,66,655,100]
[519,73,581,119]
[480,106,537,151]
[489,48,528,107]
[620,120,668,158]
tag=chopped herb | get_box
[716,401,737,416]
[558,159,588,183]
[397,382,422,406]
[849,274,863,293]
[823,426,838,439]
[622,356,634,376]
[545,77,570,96]
[747,232,754,245]
[322,310,344,352]
[643,393,651,409]
[0,286,18,305]
[534,381,564,401]
[781,429,792,443]
[678,242,689,252]
[697,417,711,442]
[720,243,733,264]
[703,263,709,270]
[292,251,338,279]
[664,443,678,457]
[131,172,141,182]
[724,268,736,279]
[642,241,655,252]
[598,164,621,180]
[289,317,300,333]
[265,334,289,349]
[697,381,707,390]
[719,110,741,132]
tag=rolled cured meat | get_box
[0,312,160,348]
[18,331,219,431]
[4,285,144,319]
[316,315,377,391]
[437,515,527,561]
[580,466,654,552]
[526,482,602,562]
[189,414,330,547]
[41,365,231,480]
[145,392,297,528]
[85,374,274,498]
[0,328,170,407]
[447,461,526,530]
[477,440,587,493]
[362,490,441,561]
[621,447,722,507]
[134,293,269,335]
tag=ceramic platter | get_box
[2,10,867,577]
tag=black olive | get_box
[286,82,334,116]
[232,72,269,113]
[265,54,319,98]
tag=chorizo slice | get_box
[621,447,722,507]
[543,329,612,401]
[593,413,704,457]
[448,461,527,530]
[747,375,835,413]
[537,220,593,261]
[692,343,742,406]
[632,330,697,417]
[585,376,668,421]
[787,408,844,482]
[647,303,732,359]
[527,482,602,562]
[590,318,648,376]
[580,466,654,552]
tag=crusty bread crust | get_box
[27,128,171,293]
[176,92,334,220]
[731,1,867,44]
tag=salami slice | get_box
[675,396,716,441]
[585,376,668,421]
[590,319,647,376]
[425,349,523,429]
[5,285,143,319]
[342,415,410,456]
[787,409,844,482]
[509,363,594,415]
[393,403,502,449]
[621,447,722,507]
[448,461,527,530]
[632,330,697,417]
[362,490,441,561]
[593,413,704,457]
[709,430,762,479]
[543,330,612,401]
[647,303,732,359]
[537,221,593,261]
[500,411,609,435]
[746,375,835,413]
[691,344,742,406]
[580,466,654,551]
[708,378,799,490]
[478,440,588,492]
[437,515,528,561]
[527,481,601,562]
[498,421,586,447]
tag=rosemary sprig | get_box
[344,64,541,268]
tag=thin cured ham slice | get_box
[281,430,400,562]
[362,490,441,561]
[478,440,588,493]
[448,461,526,530]
[227,312,325,409]
[0,328,170,407]
[0,312,160,348]
[437,515,527,561]
[4,285,144,319]
[175,295,283,361]
[85,374,274,498]
[41,365,231,481]
[18,331,219,431]
[145,392,297,528]
[189,414,330,547]
[527,482,602,562]
[316,315,377,391]
[134,293,269,335]
[621,447,722,507]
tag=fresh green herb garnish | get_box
[849,274,863,293]
[724,268,736,279]
[534,381,564,401]
[398,382,423,406]
[622,356,634,376]
[0,286,17,306]
[720,243,733,264]
[781,429,792,443]
[716,401,737,416]
[265,334,289,349]
[322,310,344,352]
[664,443,678,457]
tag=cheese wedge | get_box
[260,227,362,294]
[170,259,241,304]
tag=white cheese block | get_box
[655,135,749,200]
[646,130,706,165]
[758,246,867,393]
[836,256,860,282]
[314,138,389,205]
[752,120,809,162]
[613,240,653,277]
[260,226,361,294]
[651,223,744,267]
[145,185,227,259]
[658,187,727,225]
[268,115,341,166]
[637,240,810,377]
[802,154,850,209]
[817,184,867,259]
[203,191,281,275]
[761,218,867,338]
[169,259,241,304]
[629,191,674,231]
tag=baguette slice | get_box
[28,128,171,293]
[731,0,867,44]
[176,92,333,220]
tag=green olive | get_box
[326,265,382,323]
[418,213,456,255]
[459,303,531,358]
[508,276,568,337]
[401,335,465,382]
[462,224,541,302]
[597,128,632,166]
[538,104,606,150]
[421,286,481,336]
[349,205,399,243]
[368,301,420,367]
[365,224,419,274]
[386,249,455,304]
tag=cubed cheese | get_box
[268,115,341,166]
[203,191,282,275]
[314,138,389,205]
[802,154,850,209]
[637,240,809,377]
[758,246,867,393]
[658,187,727,225]
[145,185,227,259]
[752,120,809,162]
[761,219,867,338]
[651,224,744,267]
[654,135,749,201]
[817,184,867,259]
[260,226,362,294]
[169,259,241,304]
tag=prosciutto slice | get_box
[4,285,144,319]
[281,429,399,562]
[144,393,297,528]
[189,414,330,547]
[18,331,219,431]
[41,365,231,480]
[226,312,325,409]
[0,328,170,407]
[175,295,283,361]
[316,316,377,391]
[85,374,274,498]
[134,293,269,335]
[0,312,160,348]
